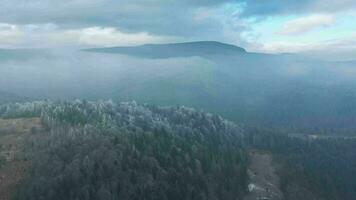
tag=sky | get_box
[0,0,355,56]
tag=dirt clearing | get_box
[244,150,284,200]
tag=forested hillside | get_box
[246,127,356,200]
[0,100,247,200]
[2,100,356,200]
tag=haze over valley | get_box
[1,1,356,200]
[1,41,356,131]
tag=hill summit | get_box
[85,41,247,58]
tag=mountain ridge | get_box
[84,41,247,58]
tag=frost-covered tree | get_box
[3,100,248,200]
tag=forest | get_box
[0,100,247,200]
[246,127,356,200]
[1,100,356,200]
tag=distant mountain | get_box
[84,41,247,58]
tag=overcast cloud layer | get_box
[0,0,355,56]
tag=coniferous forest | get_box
[1,100,356,200]
[0,100,247,200]
[246,127,356,200]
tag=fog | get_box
[1,47,356,130]
[0,49,212,99]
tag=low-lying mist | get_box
[1,45,356,131]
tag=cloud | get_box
[278,15,335,35]
[0,0,254,48]
[76,27,173,47]
[9,0,349,39]
[2,0,354,26]
[240,0,356,17]
[254,33,356,60]
[0,23,24,47]
[0,1,235,36]
[0,1,247,48]
[0,23,174,48]
[0,0,355,49]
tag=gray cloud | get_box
[0,0,248,47]
[0,0,355,49]
[0,1,234,36]
[1,0,354,31]
[240,0,356,17]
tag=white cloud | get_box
[257,33,356,53]
[0,23,173,48]
[0,23,25,47]
[278,14,335,35]
[76,27,169,47]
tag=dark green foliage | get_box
[0,155,5,169]
[247,127,356,200]
[5,100,247,200]
[0,144,5,168]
